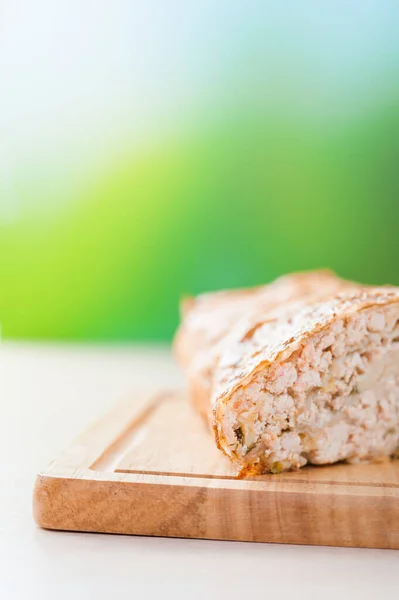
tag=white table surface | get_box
[1,342,398,599]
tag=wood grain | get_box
[33,390,399,548]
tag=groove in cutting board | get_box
[33,389,399,549]
[94,391,399,487]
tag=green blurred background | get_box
[1,1,399,341]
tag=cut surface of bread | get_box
[174,271,399,474]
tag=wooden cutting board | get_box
[33,390,399,549]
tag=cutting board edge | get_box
[33,471,399,549]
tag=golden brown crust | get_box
[173,271,399,463]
